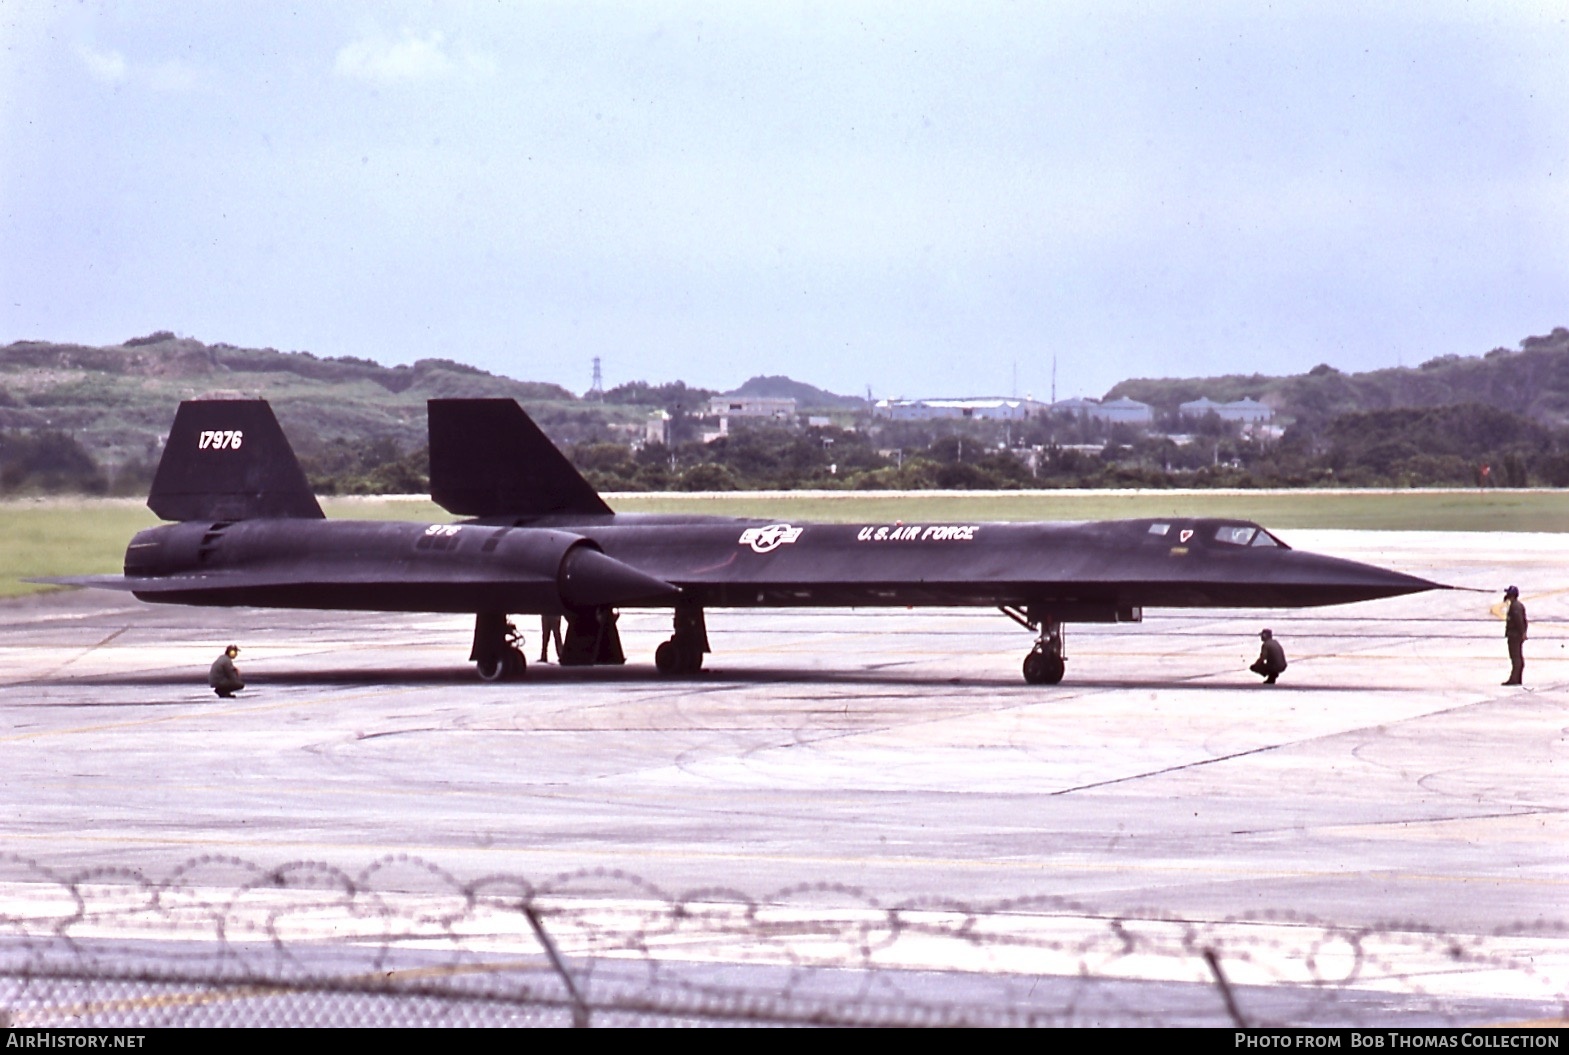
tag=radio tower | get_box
[588,357,604,401]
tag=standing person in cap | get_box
[1502,586,1528,686]
[1250,628,1287,685]
[209,644,244,698]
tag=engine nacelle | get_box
[122,520,677,614]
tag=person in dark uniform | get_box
[1249,628,1287,685]
[1503,586,1528,686]
[209,644,244,698]
[539,614,563,663]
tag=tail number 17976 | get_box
[198,430,244,450]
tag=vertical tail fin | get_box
[428,398,612,518]
[148,399,324,521]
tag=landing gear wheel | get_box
[477,647,527,682]
[655,640,678,675]
[1023,649,1065,685]
[655,639,704,676]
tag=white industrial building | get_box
[873,397,1043,421]
[708,395,798,420]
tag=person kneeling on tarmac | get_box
[209,644,244,698]
[1250,629,1287,685]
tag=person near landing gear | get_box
[209,644,244,698]
[1502,585,1528,686]
[1249,628,1287,685]
[539,613,563,663]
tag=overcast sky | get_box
[3,2,1567,401]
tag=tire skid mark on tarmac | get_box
[0,682,429,745]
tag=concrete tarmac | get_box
[0,529,1565,1024]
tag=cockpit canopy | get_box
[1142,520,1287,549]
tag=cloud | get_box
[334,29,493,84]
[78,44,128,83]
[76,44,199,92]
[145,60,199,93]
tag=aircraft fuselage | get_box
[120,512,1435,619]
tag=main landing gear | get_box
[557,607,626,667]
[1003,607,1066,685]
[655,604,709,676]
[471,609,628,681]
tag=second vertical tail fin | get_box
[428,399,612,518]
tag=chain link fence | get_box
[1,853,1564,1027]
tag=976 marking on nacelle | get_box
[197,430,244,450]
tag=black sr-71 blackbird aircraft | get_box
[56,398,1444,684]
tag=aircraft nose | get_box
[559,547,681,608]
[1279,550,1447,606]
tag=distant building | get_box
[1049,397,1102,416]
[1180,396,1274,423]
[1218,397,1273,423]
[874,397,1041,421]
[1179,397,1224,418]
[1049,396,1153,424]
[708,396,797,420]
[645,410,671,447]
[1095,397,1154,424]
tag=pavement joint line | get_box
[1048,684,1562,798]
[1229,805,1568,836]
[22,624,132,682]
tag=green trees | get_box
[0,430,108,493]
[9,402,1568,497]
[299,438,430,495]
[554,403,1569,492]
[1313,404,1552,487]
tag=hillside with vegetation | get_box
[729,374,867,410]
[1106,327,1569,429]
[0,332,639,494]
[8,327,1569,495]
[0,332,877,496]
[0,332,588,453]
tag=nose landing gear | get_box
[1003,607,1066,685]
[1022,636,1065,685]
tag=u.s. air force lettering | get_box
[856,524,980,542]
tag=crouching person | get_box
[1249,629,1287,685]
[209,644,244,698]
